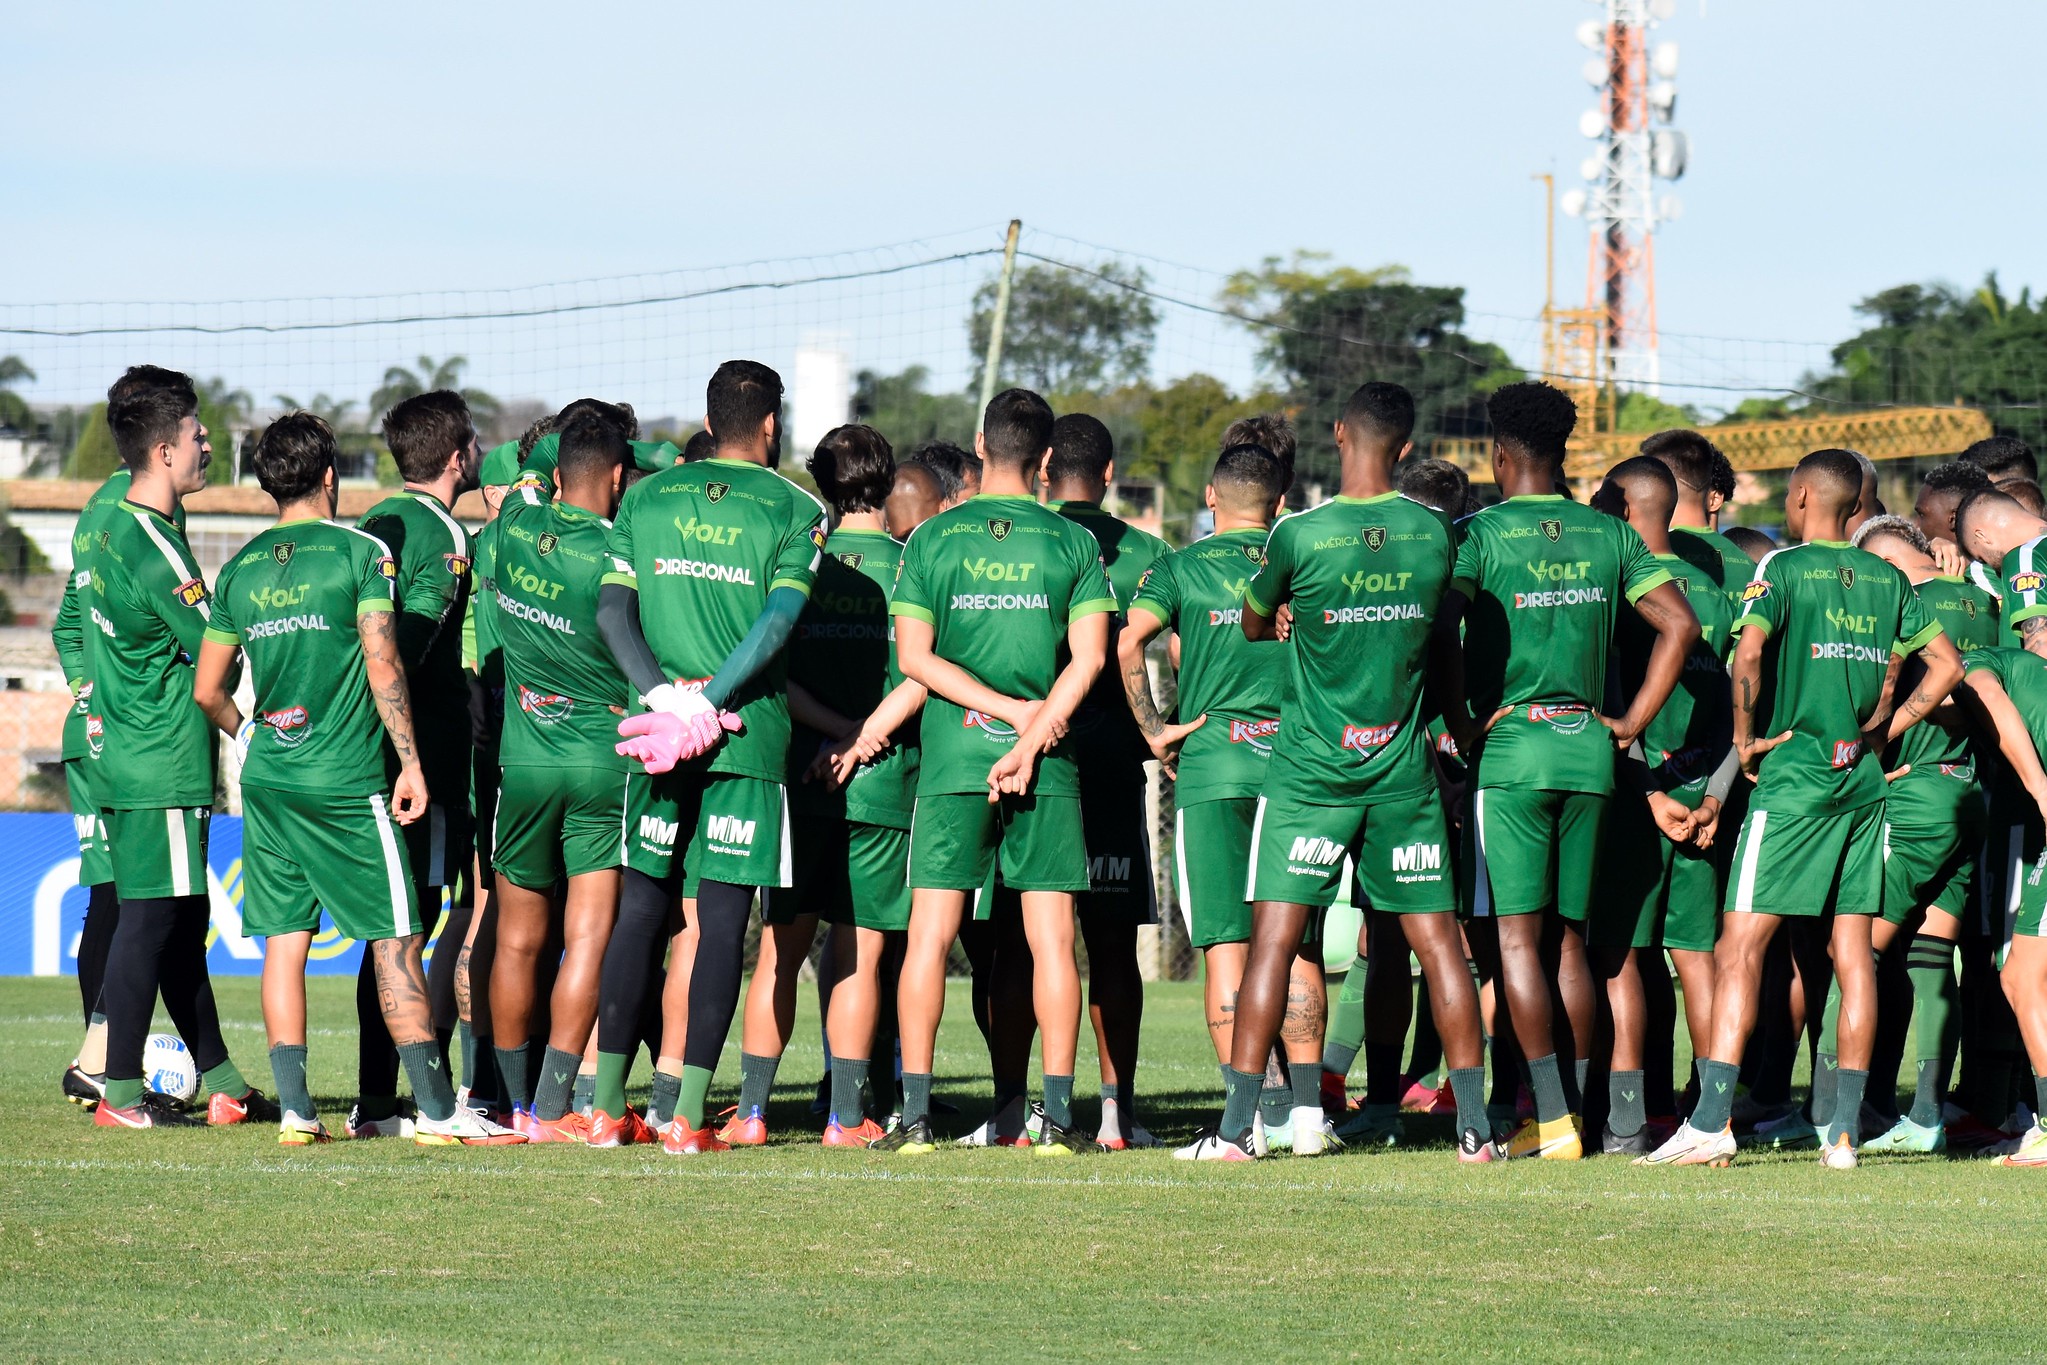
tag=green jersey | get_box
[891,493,1117,797]
[1244,493,1454,806]
[1962,645,2047,818]
[601,455,827,781]
[1884,574,1999,825]
[788,527,917,827]
[53,471,185,763]
[466,514,505,736]
[494,486,628,770]
[1733,540,1941,816]
[204,519,398,795]
[1670,525,1753,661]
[1997,536,2047,646]
[1129,526,1290,807]
[1606,550,1734,808]
[1451,494,1672,794]
[1051,500,1171,771]
[77,499,218,809]
[358,489,472,799]
[522,435,679,493]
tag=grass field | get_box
[4,974,2045,1361]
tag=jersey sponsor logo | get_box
[1363,526,1388,553]
[2014,572,2046,594]
[673,515,746,545]
[1227,718,1279,751]
[85,714,104,756]
[706,481,731,503]
[963,557,1034,583]
[494,587,578,634]
[90,606,116,638]
[705,814,755,847]
[1513,586,1609,608]
[1938,761,1975,780]
[262,706,311,746]
[1540,518,1563,542]
[808,524,828,552]
[1809,641,1886,664]
[1391,842,1443,879]
[1339,722,1400,753]
[1525,704,1592,734]
[800,621,888,641]
[1435,730,1460,758]
[537,532,559,557]
[1208,606,1244,626]
[506,565,566,600]
[1837,565,1856,590]
[1087,855,1133,888]
[174,577,207,608]
[377,556,396,582]
[1286,836,1346,868]
[1523,559,1594,582]
[1831,738,1863,769]
[272,542,295,567]
[245,614,331,639]
[71,679,94,716]
[1824,607,1877,634]
[249,584,310,609]
[962,709,1019,738]
[637,814,679,849]
[988,518,1013,541]
[1340,570,1414,594]
[652,558,756,585]
[837,551,865,569]
[950,591,1051,610]
[1742,580,1771,602]
[444,553,472,578]
[516,684,575,723]
[1322,603,1425,624]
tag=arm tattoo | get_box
[1123,658,1165,739]
[358,610,420,767]
[1738,675,1755,717]
[2023,616,2047,640]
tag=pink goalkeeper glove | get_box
[616,708,744,774]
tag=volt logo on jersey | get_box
[1363,527,1387,553]
[272,543,295,566]
[249,584,310,609]
[1340,569,1414,594]
[673,517,746,545]
[963,558,1034,582]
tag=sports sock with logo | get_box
[648,1069,681,1128]
[269,1044,312,1120]
[1810,1052,1839,1133]
[532,1046,582,1123]
[1829,1068,1868,1146]
[1608,1069,1645,1139]
[678,1065,716,1129]
[1290,1059,1322,1114]
[1527,1053,1570,1124]
[1042,1074,1075,1129]
[398,1040,456,1122]
[1906,935,1959,1128]
[1447,1066,1487,1137]
[494,1047,529,1113]
[830,1057,869,1125]
[1321,954,1366,1077]
[737,1051,779,1117]
[1691,1058,1740,1131]
[1219,1066,1263,1141]
[902,1072,933,1127]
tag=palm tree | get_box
[0,355,36,432]
[273,393,358,428]
[197,376,252,423]
[370,354,499,424]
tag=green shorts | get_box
[1464,787,1606,920]
[1724,802,1884,918]
[240,785,421,942]
[778,781,912,930]
[624,768,790,890]
[1077,769,1156,926]
[1595,796,1718,952]
[1981,817,2047,960]
[402,801,474,893]
[66,759,112,888]
[1249,787,1454,914]
[1882,816,1980,925]
[492,764,626,891]
[105,806,211,901]
[908,791,1087,894]
[1175,798,1255,947]
[473,741,502,876]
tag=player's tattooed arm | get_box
[371,936,436,1046]
[1884,631,1964,742]
[1957,669,2047,827]
[360,609,429,819]
[1606,580,1701,749]
[192,638,245,736]
[1729,624,1791,779]
[1119,604,1203,775]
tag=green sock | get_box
[1608,1069,1645,1139]
[736,1052,779,1117]
[1100,1080,1122,1107]
[1691,1059,1740,1132]
[398,1041,455,1122]
[1259,1083,1291,1129]
[1906,935,1960,1128]
[1042,1074,1075,1129]
[1811,1053,1839,1130]
[458,1020,476,1089]
[649,1070,681,1128]
[572,1072,595,1115]
[1447,1066,1487,1137]
[90,1009,106,1027]
[593,1051,631,1118]
[1830,1068,1869,1146]
[268,1044,312,1120]
[200,1058,248,1100]
[1321,954,1367,1075]
[902,1072,933,1126]
[494,1046,530,1112]
[105,1076,145,1110]
[532,1046,581,1122]
[1220,1066,1263,1141]
[678,1064,715,1128]
[1571,1057,1590,1112]
[830,1057,869,1125]
[1527,1053,1569,1123]
[2035,1076,2047,1128]
[1291,1061,1322,1113]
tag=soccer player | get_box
[349,391,481,1136]
[1916,460,1993,548]
[1192,382,1496,1162]
[1954,487,2047,649]
[486,414,633,1140]
[79,365,265,1129]
[1961,434,2038,487]
[593,359,827,1154]
[1441,381,1698,1161]
[1588,457,1737,1154]
[1724,526,1776,563]
[887,459,948,531]
[878,388,1117,1156]
[903,440,976,506]
[1641,429,1754,628]
[1043,413,1172,1146]
[1844,450,1884,537]
[190,412,517,1145]
[1118,444,1288,1110]
[1642,448,1962,1168]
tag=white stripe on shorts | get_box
[167,808,190,897]
[1470,790,1492,918]
[1733,810,1769,914]
[777,784,793,888]
[369,793,409,939]
[1244,796,1268,903]
[1174,808,1193,940]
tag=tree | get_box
[65,404,119,481]
[969,262,1158,394]
[1222,252,1521,485]
[370,354,500,425]
[273,393,356,428]
[1612,390,1700,433]
[851,366,977,455]
[0,356,35,432]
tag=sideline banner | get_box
[0,812,388,976]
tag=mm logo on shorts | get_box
[1087,855,1133,889]
[637,814,679,850]
[1286,836,1346,868]
[1391,842,1443,882]
[706,815,756,850]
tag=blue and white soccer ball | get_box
[143,1033,199,1103]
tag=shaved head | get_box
[1784,448,1864,542]
[1953,486,2047,565]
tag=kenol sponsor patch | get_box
[962,709,1018,738]
[1339,722,1400,753]
[263,706,311,745]
[517,684,575,723]
[1227,718,1279,751]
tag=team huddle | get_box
[51,358,2047,1169]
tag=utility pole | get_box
[977,219,1022,418]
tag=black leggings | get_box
[77,881,120,1022]
[683,880,754,1072]
[102,895,229,1082]
[597,868,678,1056]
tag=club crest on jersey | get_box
[173,577,206,608]
[1228,718,1280,752]
[1963,598,1977,618]
[1363,526,1387,553]
[516,684,575,723]
[1340,722,1400,753]
[537,532,558,557]
[1539,518,1562,543]
[962,709,1018,738]
[262,706,310,746]
[1243,544,1264,565]
[1837,565,1855,590]
[837,551,864,569]
[706,481,730,503]
[988,518,1013,542]
[272,542,295,567]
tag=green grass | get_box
[3,975,2044,1361]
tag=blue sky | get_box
[5,0,2040,412]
